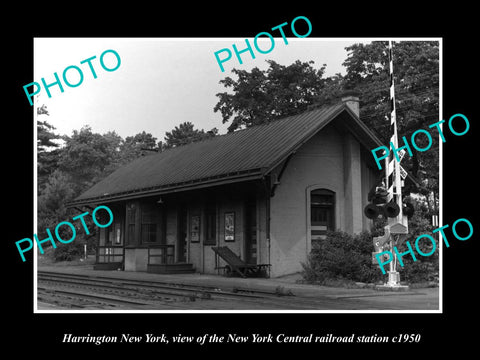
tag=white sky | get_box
[34,38,366,142]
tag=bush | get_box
[301,196,440,286]
[395,197,439,284]
[301,230,384,284]
[52,231,95,262]
[53,241,84,262]
[394,234,439,284]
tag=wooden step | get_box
[147,263,195,274]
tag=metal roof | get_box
[70,102,382,206]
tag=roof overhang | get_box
[67,168,265,208]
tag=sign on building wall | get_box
[190,215,200,243]
[225,212,235,241]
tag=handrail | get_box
[96,245,124,263]
[147,244,174,265]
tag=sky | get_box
[33,38,367,143]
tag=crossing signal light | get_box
[363,200,415,220]
[384,201,400,218]
[364,203,379,219]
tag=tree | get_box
[214,60,327,132]
[115,131,160,165]
[38,120,60,151]
[124,131,158,150]
[163,122,217,149]
[37,169,98,261]
[42,126,163,199]
[37,169,76,239]
[214,42,439,212]
[343,41,439,142]
[342,41,439,211]
[37,126,161,261]
[37,105,62,195]
[57,126,123,193]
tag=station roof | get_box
[69,101,382,206]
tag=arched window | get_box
[310,189,335,244]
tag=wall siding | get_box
[269,124,347,277]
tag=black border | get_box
[7,4,478,354]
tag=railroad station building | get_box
[69,96,383,278]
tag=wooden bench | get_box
[212,246,270,278]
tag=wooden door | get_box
[177,207,187,263]
[244,200,257,264]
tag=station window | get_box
[310,189,335,244]
[141,203,158,244]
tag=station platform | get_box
[37,263,440,307]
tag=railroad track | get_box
[37,286,157,309]
[37,271,389,310]
[37,271,298,310]
[39,272,212,302]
